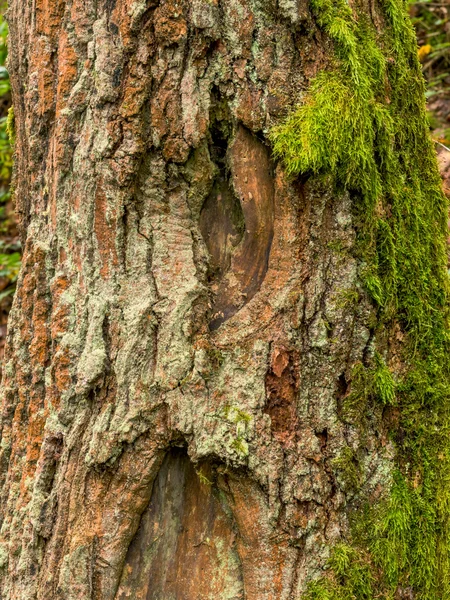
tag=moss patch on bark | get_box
[270,0,450,598]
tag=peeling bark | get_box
[0,1,394,598]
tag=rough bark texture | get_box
[0,1,396,598]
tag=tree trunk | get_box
[0,0,448,599]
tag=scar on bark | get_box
[117,449,293,599]
[115,449,244,599]
[265,345,299,446]
[200,124,275,331]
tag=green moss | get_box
[6,106,14,146]
[222,405,252,425]
[303,545,375,600]
[373,354,396,406]
[334,288,360,309]
[341,356,395,426]
[270,0,450,598]
[230,438,249,457]
[332,447,362,492]
[341,363,373,425]
[195,468,213,487]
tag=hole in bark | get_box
[116,448,244,600]
[200,95,275,331]
[335,372,349,419]
[264,347,299,446]
[337,373,348,397]
[315,428,328,453]
[199,118,245,281]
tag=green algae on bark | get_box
[270,0,450,598]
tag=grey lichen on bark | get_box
[0,0,396,599]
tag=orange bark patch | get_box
[25,405,47,467]
[95,180,119,279]
[29,312,50,366]
[56,30,79,113]
[120,65,152,119]
[154,1,188,46]
[35,0,65,36]
[29,247,50,367]
[111,0,145,49]
[34,37,57,116]
[53,347,74,396]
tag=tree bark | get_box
[0,1,438,599]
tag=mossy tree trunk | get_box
[0,0,448,599]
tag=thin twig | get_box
[434,139,450,152]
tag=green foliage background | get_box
[410,0,450,99]
[0,7,20,305]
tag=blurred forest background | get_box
[412,0,450,195]
[0,0,19,373]
[0,0,446,371]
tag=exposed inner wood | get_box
[116,449,243,600]
[200,125,275,331]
